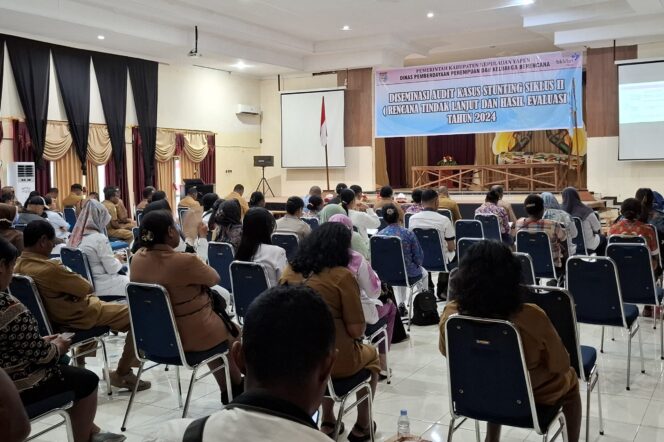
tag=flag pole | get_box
[325,143,331,191]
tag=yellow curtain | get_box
[156,129,176,162]
[156,160,176,213]
[182,132,208,163]
[86,161,99,195]
[180,154,200,181]
[54,147,84,210]
[43,122,72,161]
[87,125,112,165]
[404,136,428,188]
[374,138,389,188]
[475,133,496,165]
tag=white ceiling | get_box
[2,0,664,76]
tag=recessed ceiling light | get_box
[427,12,435,18]
[231,61,252,70]
[341,25,351,31]
[97,35,105,40]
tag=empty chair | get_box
[438,208,452,220]
[566,256,645,390]
[514,252,536,285]
[301,217,320,230]
[516,230,557,280]
[523,286,604,441]
[270,232,299,261]
[404,212,413,228]
[456,237,482,263]
[455,219,483,242]
[229,261,271,321]
[474,213,501,241]
[444,315,568,442]
[121,283,232,429]
[63,207,77,232]
[413,228,447,273]
[208,242,235,294]
[571,217,587,255]
[608,234,647,245]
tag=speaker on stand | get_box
[254,156,275,197]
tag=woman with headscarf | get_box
[562,187,606,255]
[328,214,396,380]
[68,200,128,298]
[0,204,23,254]
[542,192,578,255]
[319,203,371,260]
[212,199,243,251]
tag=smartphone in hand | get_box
[60,332,75,340]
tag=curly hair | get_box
[290,223,351,276]
[450,240,523,319]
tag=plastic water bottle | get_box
[397,409,410,437]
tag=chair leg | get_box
[55,409,75,442]
[627,327,632,390]
[600,327,605,353]
[559,413,568,442]
[333,399,346,442]
[407,287,413,332]
[447,418,456,442]
[384,327,391,384]
[638,323,645,374]
[611,327,615,341]
[121,361,145,431]
[175,366,183,409]
[222,354,234,404]
[368,390,375,442]
[98,337,112,396]
[597,372,605,436]
[474,420,481,442]
[660,304,663,360]
[585,379,591,442]
[182,366,199,418]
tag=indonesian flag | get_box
[320,96,328,147]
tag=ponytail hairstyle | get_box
[307,195,324,212]
[382,203,400,224]
[635,188,654,223]
[249,191,265,208]
[138,210,175,248]
[620,198,641,221]
[339,189,356,214]
[208,198,225,231]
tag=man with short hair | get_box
[303,185,322,208]
[178,186,201,209]
[491,185,517,224]
[374,185,404,222]
[348,185,380,241]
[14,220,150,392]
[275,196,311,242]
[515,194,567,271]
[151,285,335,442]
[102,188,133,241]
[475,189,512,245]
[225,184,249,216]
[46,187,60,211]
[136,186,156,210]
[409,189,456,263]
[328,183,347,205]
[62,183,85,212]
[437,186,462,222]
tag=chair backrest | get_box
[271,233,299,261]
[522,286,583,379]
[301,217,320,230]
[404,213,413,228]
[375,208,383,217]
[516,230,556,279]
[413,228,447,272]
[230,261,271,319]
[177,207,189,225]
[566,256,628,327]
[13,223,27,231]
[132,227,140,241]
[208,242,235,293]
[60,247,95,289]
[136,210,144,226]
[9,275,53,336]
[644,223,663,268]
[63,207,77,231]
[608,234,647,245]
[125,282,186,366]
[445,315,544,433]
[474,213,501,241]
[606,243,657,305]
[513,252,536,285]
[455,219,484,241]
[457,237,482,263]
[370,235,410,287]
[438,208,452,220]
[378,217,388,230]
[571,217,586,255]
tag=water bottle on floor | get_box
[397,409,410,437]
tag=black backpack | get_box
[411,290,440,326]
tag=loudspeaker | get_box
[254,156,274,167]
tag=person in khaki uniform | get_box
[178,186,201,209]
[14,220,150,392]
[437,185,462,222]
[62,183,86,213]
[136,186,155,211]
[102,188,133,242]
[225,184,249,217]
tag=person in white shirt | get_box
[408,189,456,264]
[235,208,287,287]
[275,196,311,243]
[147,285,335,442]
[345,186,380,242]
[44,195,70,240]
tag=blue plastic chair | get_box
[325,369,374,441]
[454,219,484,242]
[177,207,189,227]
[109,240,129,251]
[457,237,482,263]
[566,256,645,390]
[9,275,112,394]
[135,209,143,225]
[132,227,140,242]
[608,234,647,245]
[60,247,95,289]
[24,391,75,441]
[13,223,27,231]
[404,212,413,228]
[370,235,423,331]
[229,261,271,322]
[607,243,663,359]
[413,228,447,273]
[513,252,536,285]
[122,283,232,430]
[516,230,557,280]
[208,242,234,294]
[444,315,567,441]
[474,213,501,241]
[271,232,299,261]
[63,207,77,232]
[523,286,604,440]
[572,217,587,255]
[301,217,320,230]
[438,208,452,220]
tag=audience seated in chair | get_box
[68,200,128,298]
[201,193,220,226]
[328,183,348,205]
[18,196,49,225]
[491,185,517,225]
[136,186,156,211]
[303,185,322,209]
[178,186,201,209]
[45,187,60,212]
[410,189,456,262]
[346,187,380,243]
[515,194,568,274]
[0,237,124,442]
[130,210,243,403]
[62,183,85,213]
[475,189,513,245]
[211,199,243,250]
[374,185,404,223]
[562,187,606,255]
[0,203,23,254]
[636,188,664,251]
[437,186,462,222]
[151,285,334,442]
[14,220,150,393]
[44,196,70,241]
[88,192,99,201]
[440,240,582,442]
[225,184,249,217]
[102,188,134,242]
[305,195,325,218]
[320,202,370,260]
[235,208,287,287]
[280,223,380,441]
[405,188,423,215]
[329,214,396,380]
[248,191,265,208]
[275,196,311,242]
[542,192,578,255]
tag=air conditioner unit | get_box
[7,162,35,204]
[236,104,261,116]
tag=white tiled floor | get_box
[28,306,664,441]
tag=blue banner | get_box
[375,51,583,138]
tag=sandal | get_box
[321,421,345,439]
[347,422,376,442]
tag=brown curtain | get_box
[155,160,176,213]
[404,137,428,188]
[86,160,99,195]
[475,133,496,165]
[374,138,389,189]
[54,147,84,210]
[180,154,199,181]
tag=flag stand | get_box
[324,144,331,191]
